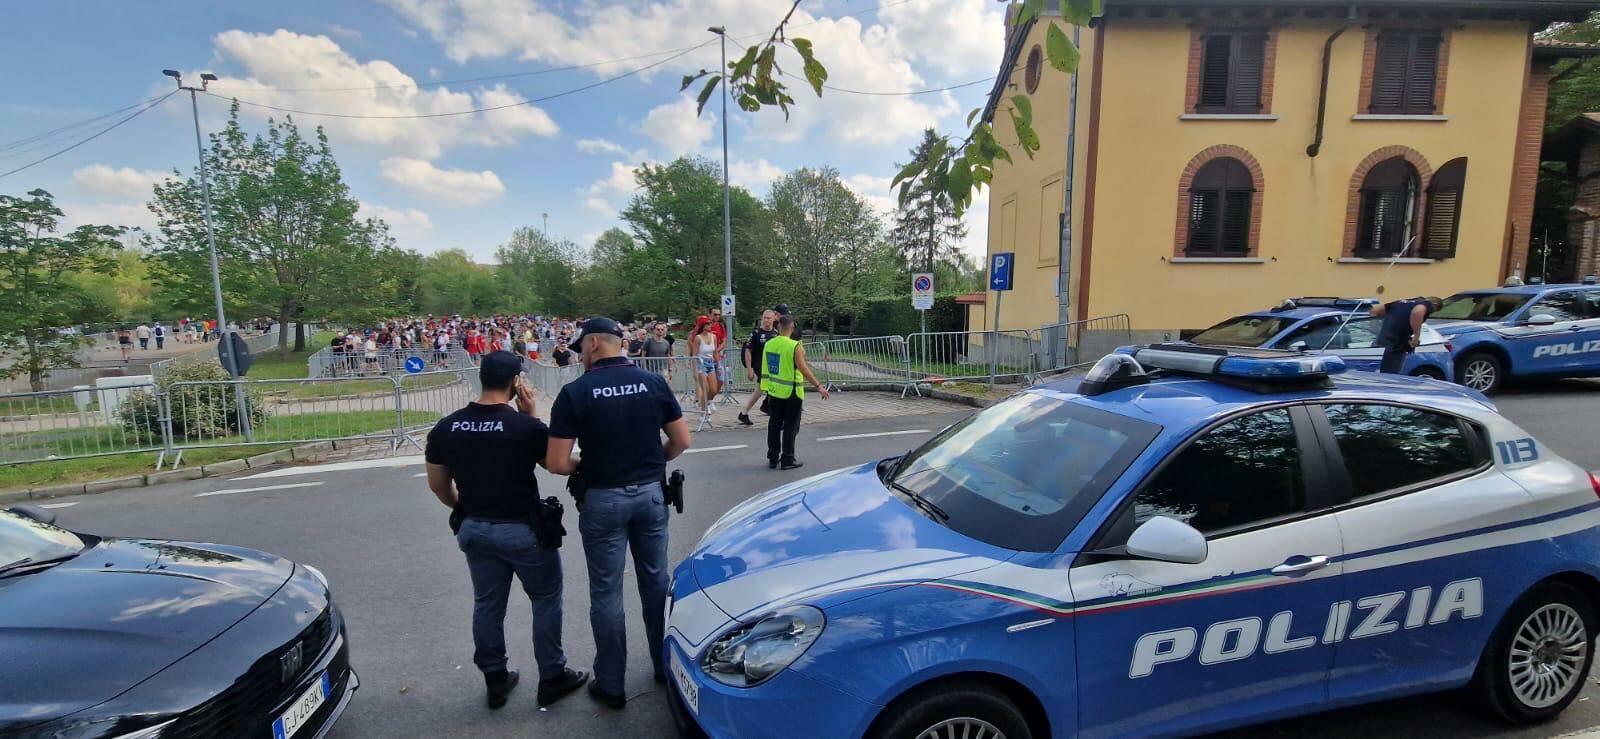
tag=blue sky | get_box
[0,0,1003,262]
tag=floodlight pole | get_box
[168,69,252,442]
[711,26,733,342]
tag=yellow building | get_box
[975,0,1598,340]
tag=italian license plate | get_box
[669,648,699,716]
[272,671,331,739]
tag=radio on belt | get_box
[1081,343,1345,396]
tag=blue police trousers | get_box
[578,481,670,696]
[456,519,567,682]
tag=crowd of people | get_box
[106,317,274,362]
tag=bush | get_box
[120,362,267,441]
[850,294,967,338]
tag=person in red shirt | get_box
[699,308,729,403]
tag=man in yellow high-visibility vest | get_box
[760,314,829,470]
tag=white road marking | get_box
[816,429,931,442]
[684,444,748,454]
[196,482,325,498]
[238,455,424,480]
[38,502,79,509]
[413,472,427,478]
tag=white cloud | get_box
[843,173,896,218]
[640,98,714,155]
[960,187,990,260]
[584,197,615,216]
[58,202,157,233]
[327,23,363,39]
[577,138,625,155]
[385,0,959,146]
[878,1,1006,76]
[71,165,170,198]
[587,161,642,198]
[207,29,558,159]
[358,202,435,248]
[379,157,506,205]
[731,158,783,195]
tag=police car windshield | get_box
[890,393,1159,552]
[1188,316,1293,348]
[1434,292,1530,321]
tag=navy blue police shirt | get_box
[425,402,548,520]
[1377,298,1429,349]
[549,356,683,488]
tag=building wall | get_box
[984,15,1537,335]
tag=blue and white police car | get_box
[664,345,1600,738]
[1186,297,1454,381]
[1429,279,1600,393]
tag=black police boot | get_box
[588,681,628,710]
[737,412,754,426]
[768,458,779,469]
[484,669,519,710]
[536,667,588,707]
[781,460,804,470]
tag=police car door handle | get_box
[1271,555,1330,576]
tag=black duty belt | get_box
[465,515,530,524]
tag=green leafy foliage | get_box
[679,1,822,120]
[118,361,266,441]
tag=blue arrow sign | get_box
[404,356,425,374]
[990,252,1014,291]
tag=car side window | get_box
[1132,408,1305,534]
[1283,317,1381,351]
[1583,290,1600,318]
[1322,404,1481,499]
[1529,291,1584,322]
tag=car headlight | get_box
[701,605,825,687]
[301,564,330,590]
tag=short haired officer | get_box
[544,317,692,709]
[424,351,587,710]
[1369,296,1443,374]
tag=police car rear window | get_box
[1434,293,1529,321]
[1188,316,1293,348]
[888,393,1159,552]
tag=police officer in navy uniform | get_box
[1369,296,1443,373]
[424,351,587,710]
[543,317,692,709]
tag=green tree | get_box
[418,249,506,316]
[766,167,889,335]
[495,227,584,315]
[620,157,774,320]
[574,227,642,317]
[146,104,400,356]
[0,189,122,390]
[891,129,969,272]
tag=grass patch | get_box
[0,445,299,492]
[244,332,334,380]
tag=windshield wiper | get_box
[888,480,950,522]
[0,554,73,578]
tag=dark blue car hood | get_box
[0,538,292,727]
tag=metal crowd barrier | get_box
[0,368,477,469]
[813,336,917,396]
[905,329,1039,389]
[306,346,475,378]
[1032,313,1133,382]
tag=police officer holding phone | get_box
[424,351,587,710]
[543,317,692,709]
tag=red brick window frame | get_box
[1174,145,1265,258]
[1343,145,1433,257]
[1184,25,1279,114]
[1357,26,1452,115]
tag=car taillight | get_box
[1591,472,1600,499]
[1445,342,1453,353]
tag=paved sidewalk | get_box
[679,388,966,430]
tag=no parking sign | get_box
[912,273,934,310]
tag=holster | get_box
[531,496,566,549]
[567,471,588,509]
[663,469,685,514]
[448,506,464,536]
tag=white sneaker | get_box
[708,401,718,413]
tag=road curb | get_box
[2,440,350,504]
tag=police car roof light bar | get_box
[1092,344,1344,395]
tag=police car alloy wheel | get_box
[869,682,1030,739]
[1474,582,1596,723]
[1458,352,1503,393]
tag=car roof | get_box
[1451,283,1598,297]
[1038,370,1491,434]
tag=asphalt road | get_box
[34,381,1600,739]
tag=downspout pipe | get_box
[1059,23,1082,328]
[1307,6,1360,158]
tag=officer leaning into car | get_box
[543,317,693,709]
[424,351,587,710]
[1368,295,1443,374]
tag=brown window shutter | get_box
[1232,34,1266,113]
[1422,157,1467,258]
[1370,34,1410,113]
[1188,190,1221,253]
[1221,190,1252,253]
[1198,35,1232,111]
[1405,36,1440,114]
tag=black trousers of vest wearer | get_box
[766,394,803,464]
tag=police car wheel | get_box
[868,681,1031,739]
[1473,582,1596,724]
[1458,353,1504,393]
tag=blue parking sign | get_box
[990,252,1014,291]
[404,356,425,374]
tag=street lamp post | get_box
[709,26,734,342]
[164,69,252,442]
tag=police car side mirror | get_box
[1124,516,1207,565]
[1526,313,1558,326]
[7,505,56,526]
